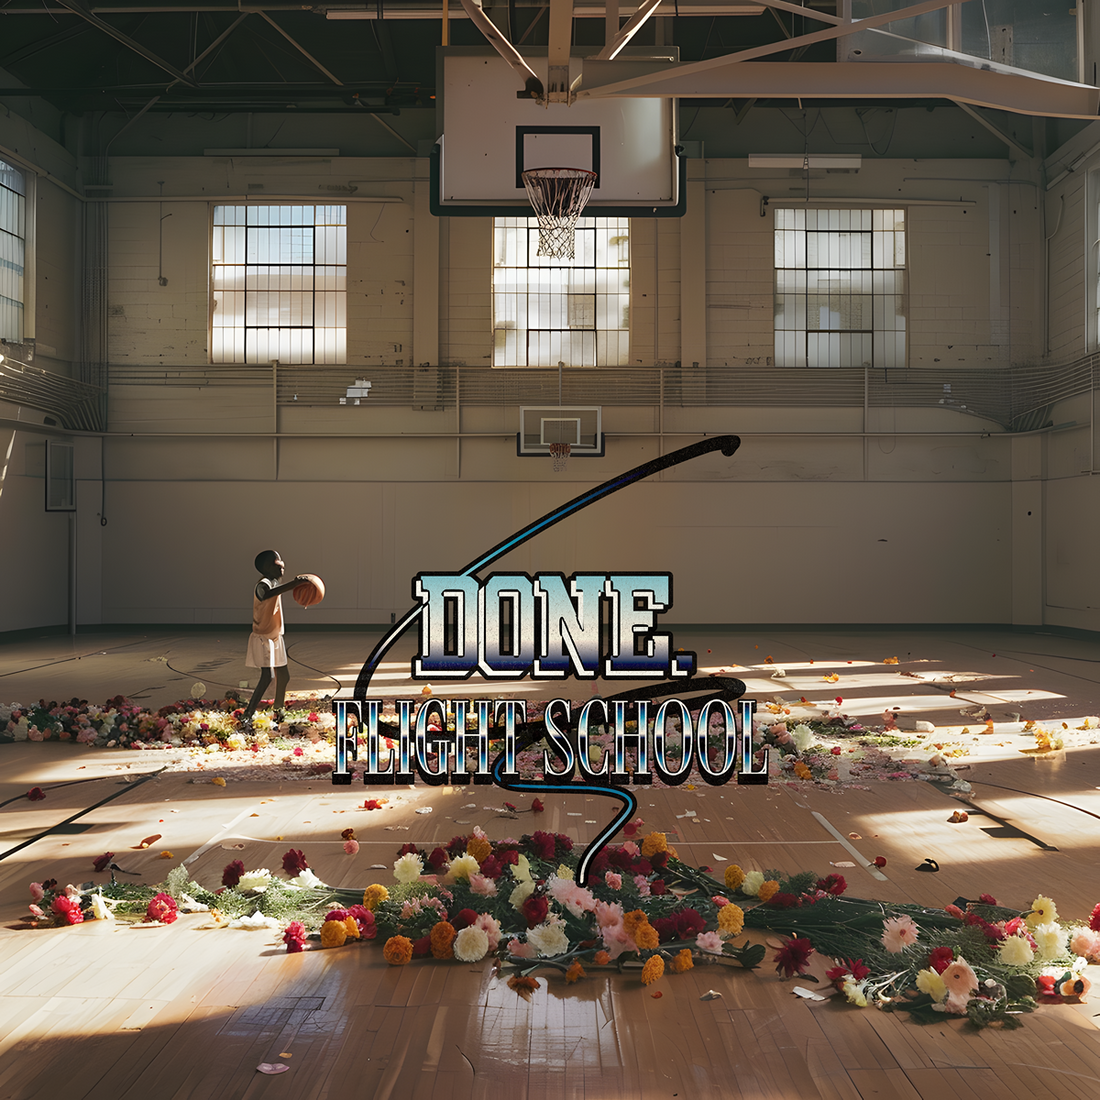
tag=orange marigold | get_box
[362,884,389,911]
[430,920,456,960]
[758,880,780,903]
[343,916,361,940]
[641,955,665,986]
[593,950,611,966]
[320,919,348,949]
[717,903,745,938]
[565,960,586,984]
[667,845,679,860]
[670,949,694,973]
[623,909,649,936]
[466,835,492,863]
[724,865,746,892]
[793,761,813,781]
[640,832,668,858]
[382,935,414,965]
[634,922,660,951]
[507,975,540,1001]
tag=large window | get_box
[774,208,906,369]
[0,160,26,344]
[493,217,629,368]
[211,205,346,364]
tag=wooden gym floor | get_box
[2,625,1100,1099]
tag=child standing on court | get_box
[241,549,308,724]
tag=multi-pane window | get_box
[774,208,906,369]
[211,205,346,364]
[0,160,26,344]
[493,217,629,368]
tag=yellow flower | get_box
[717,903,745,938]
[842,977,867,1007]
[758,880,780,903]
[362,884,389,911]
[724,865,746,892]
[383,935,413,965]
[915,968,947,1002]
[793,761,812,780]
[641,832,668,858]
[565,960,586,984]
[634,922,660,951]
[1026,895,1059,929]
[670,949,694,973]
[466,836,492,863]
[641,955,665,986]
[320,920,348,948]
[343,916,360,940]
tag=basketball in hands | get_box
[292,574,326,607]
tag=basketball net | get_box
[521,167,597,259]
[549,442,571,473]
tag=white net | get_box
[549,442,571,473]
[521,168,598,259]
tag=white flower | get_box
[792,724,814,752]
[178,892,210,912]
[526,916,570,957]
[741,871,765,897]
[229,911,281,931]
[237,868,272,893]
[998,935,1035,966]
[90,892,115,922]
[393,852,424,883]
[446,854,480,883]
[881,916,919,953]
[1033,922,1068,962]
[842,977,868,1007]
[509,879,536,910]
[287,868,327,889]
[454,925,491,962]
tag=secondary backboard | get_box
[434,48,683,218]
[518,406,604,457]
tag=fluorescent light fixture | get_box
[748,154,862,170]
[203,149,340,157]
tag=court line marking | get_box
[183,805,263,866]
[811,811,889,880]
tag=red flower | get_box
[927,946,954,974]
[504,802,517,812]
[27,787,45,802]
[412,934,432,957]
[428,847,450,870]
[281,849,309,875]
[773,937,814,978]
[652,917,678,943]
[93,852,115,873]
[1090,902,1100,933]
[944,904,965,919]
[531,798,544,813]
[768,892,802,909]
[674,908,706,938]
[145,892,178,924]
[324,908,351,923]
[52,895,84,925]
[978,893,998,906]
[222,859,245,887]
[346,905,377,939]
[815,873,847,896]
[528,831,556,860]
[522,895,549,928]
[651,879,668,895]
[283,921,307,953]
[825,963,850,987]
[454,908,478,930]
[399,842,420,857]
[363,799,384,810]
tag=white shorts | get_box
[246,633,287,669]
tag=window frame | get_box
[0,157,33,346]
[209,203,347,366]
[773,206,907,370]
[491,216,631,369]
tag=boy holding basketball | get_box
[241,549,308,724]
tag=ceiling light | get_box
[748,154,862,170]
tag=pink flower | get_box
[711,895,728,907]
[633,875,651,896]
[343,839,360,855]
[52,895,84,925]
[621,841,640,859]
[604,872,622,890]
[29,882,45,902]
[146,892,178,924]
[507,936,537,959]
[283,921,308,953]
[28,904,44,918]
[475,912,502,951]
[695,931,724,955]
[1070,927,1100,962]
[27,728,44,742]
[882,915,919,953]
[468,873,498,897]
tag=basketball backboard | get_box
[433,47,684,219]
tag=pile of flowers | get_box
[18,830,1099,1028]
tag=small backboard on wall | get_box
[435,48,682,218]
[518,406,604,456]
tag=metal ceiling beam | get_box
[457,0,544,98]
[177,12,251,81]
[50,0,200,87]
[952,100,1033,160]
[579,59,1100,119]
[593,0,663,61]
[256,11,344,85]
